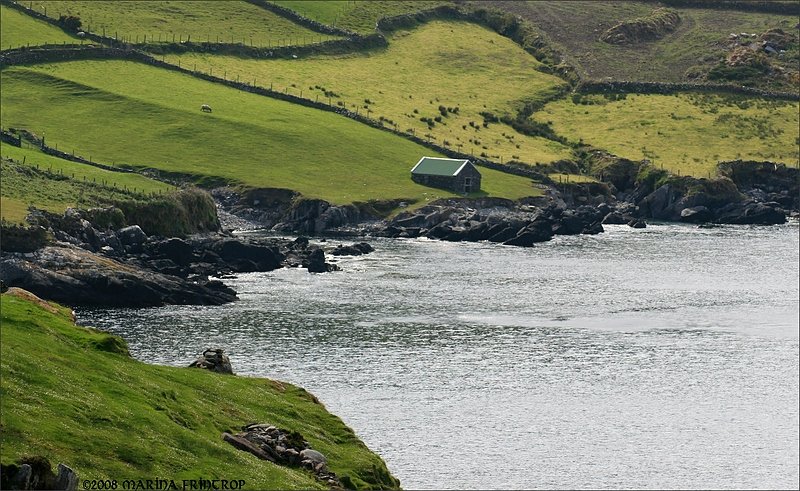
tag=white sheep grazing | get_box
[77,31,86,38]
[201,104,212,113]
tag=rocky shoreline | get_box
[2,157,796,309]
[0,207,374,308]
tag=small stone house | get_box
[410,157,482,194]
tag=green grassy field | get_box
[1,143,173,194]
[0,292,398,489]
[32,1,338,46]
[548,173,597,184]
[480,1,799,90]
[0,4,79,49]
[0,144,174,223]
[273,0,449,34]
[0,60,541,206]
[534,92,800,176]
[0,196,29,223]
[163,21,573,166]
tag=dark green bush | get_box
[57,15,82,32]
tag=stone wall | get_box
[577,80,799,101]
[243,0,358,37]
[656,0,799,15]
[0,129,22,147]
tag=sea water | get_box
[80,223,800,489]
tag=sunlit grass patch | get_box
[163,21,573,166]
[33,1,338,46]
[0,4,78,49]
[534,92,799,176]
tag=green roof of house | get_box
[410,157,471,176]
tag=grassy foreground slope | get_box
[0,60,540,205]
[534,92,800,176]
[482,1,798,88]
[165,21,573,165]
[0,292,398,489]
[33,0,338,46]
[0,4,78,49]
[273,0,449,34]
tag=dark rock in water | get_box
[552,211,585,235]
[354,242,374,254]
[680,206,713,223]
[715,201,786,225]
[189,348,234,375]
[487,225,521,243]
[290,237,309,250]
[503,231,539,247]
[378,225,403,238]
[628,218,647,228]
[426,223,453,239]
[583,222,604,235]
[304,249,339,273]
[398,227,422,238]
[330,242,374,256]
[463,221,492,242]
[212,239,284,272]
[503,220,553,247]
[602,211,628,225]
[117,225,148,246]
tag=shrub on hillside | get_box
[114,188,219,237]
[600,8,680,45]
[57,15,82,32]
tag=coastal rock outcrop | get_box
[0,457,78,491]
[0,245,237,307]
[375,199,612,247]
[189,348,234,374]
[223,424,341,487]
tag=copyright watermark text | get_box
[82,479,247,490]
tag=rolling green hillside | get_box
[164,20,573,166]
[0,60,541,206]
[32,0,338,45]
[0,4,78,49]
[534,92,800,176]
[0,143,174,223]
[0,291,398,489]
[481,1,799,90]
[273,0,449,34]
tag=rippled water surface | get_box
[80,224,800,489]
